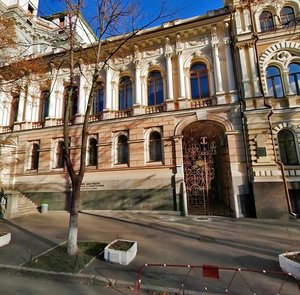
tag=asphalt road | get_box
[0,211,300,294]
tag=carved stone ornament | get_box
[211,25,217,37]
[176,34,183,50]
[193,50,201,57]
[211,25,219,44]
[145,48,160,57]
[187,36,209,48]
[188,40,200,47]
[165,37,172,52]
[224,22,229,38]
[150,59,158,65]
[134,45,141,60]
[120,65,126,72]
[276,51,292,62]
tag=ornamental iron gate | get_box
[182,122,233,216]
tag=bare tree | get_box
[48,0,171,255]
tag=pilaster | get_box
[248,44,262,97]
[176,35,186,99]
[238,44,251,98]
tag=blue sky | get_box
[38,0,224,32]
[39,0,224,20]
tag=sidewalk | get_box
[0,211,299,294]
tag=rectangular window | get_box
[59,16,65,28]
[28,4,34,14]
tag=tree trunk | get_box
[67,178,81,256]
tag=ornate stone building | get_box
[229,0,300,218]
[0,0,299,219]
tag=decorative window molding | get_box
[278,129,299,165]
[119,77,133,111]
[64,85,79,119]
[259,42,300,97]
[10,93,20,125]
[288,63,300,95]
[272,123,300,165]
[144,127,163,164]
[190,62,210,99]
[86,135,98,167]
[280,6,296,26]
[147,71,164,106]
[26,140,40,171]
[92,82,105,114]
[40,90,50,123]
[112,131,129,166]
[259,11,274,32]
[52,138,65,169]
[266,66,284,98]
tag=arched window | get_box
[40,90,50,122]
[92,83,104,114]
[259,11,274,32]
[55,141,64,168]
[117,135,128,164]
[30,143,40,170]
[278,129,298,165]
[190,63,210,99]
[65,86,79,117]
[266,66,284,98]
[119,77,132,110]
[88,138,98,166]
[289,63,300,95]
[149,132,162,161]
[280,7,295,26]
[11,94,19,124]
[148,71,164,105]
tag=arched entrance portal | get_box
[182,121,233,216]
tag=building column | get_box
[48,72,59,119]
[244,9,251,32]
[165,53,174,100]
[132,62,142,115]
[235,11,242,34]
[248,44,262,97]
[24,87,34,122]
[105,67,112,110]
[173,135,188,216]
[77,78,85,115]
[283,69,294,95]
[135,63,141,105]
[0,94,8,126]
[212,42,224,95]
[223,37,236,93]
[165,53,175,111]
[177,51,186,99]
[238,45,251,98]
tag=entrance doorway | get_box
[182,121,233,216]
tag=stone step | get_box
[17,195,39,216]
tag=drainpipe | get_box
[247,0,298,218]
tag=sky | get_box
[38,0,224,28]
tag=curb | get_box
[0,264,214,294]
[0,264,134,288]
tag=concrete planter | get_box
[279,251,300,280]
[104,239,137,265]
[0,232,11,247]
